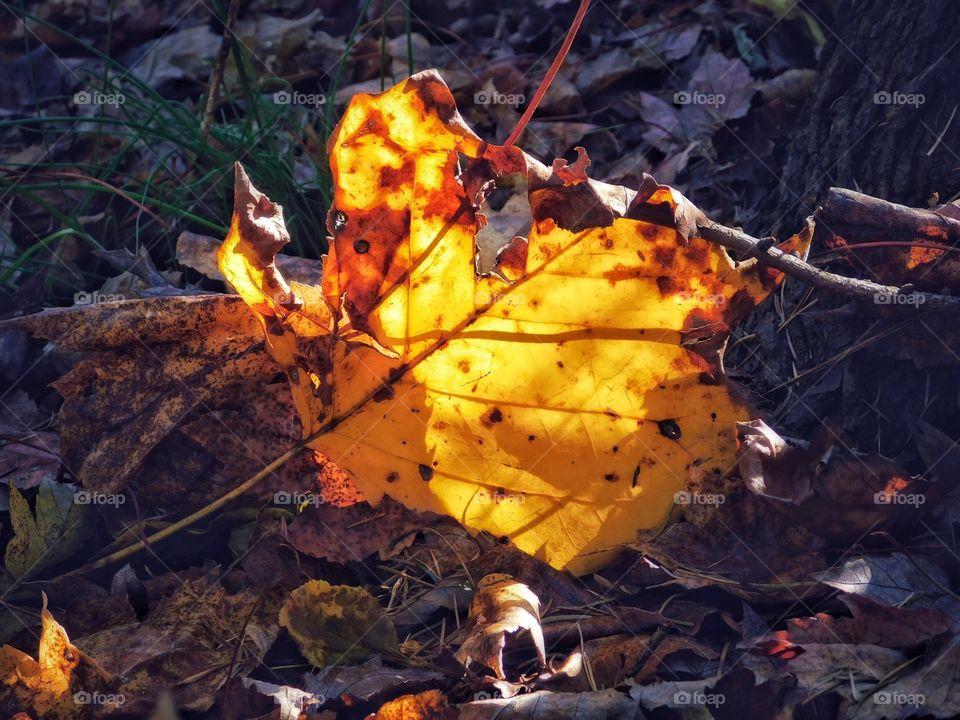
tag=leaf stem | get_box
[504,0,592,147]
[78,439,311,573]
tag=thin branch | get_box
[698,218,960,310]
[200,0,241,140]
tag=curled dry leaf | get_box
[219,70,811,573]
[217,163,335,438]
[0,593,114,720]
[278,580,399,667]
[370,689,455,720]
[455,573,545,680]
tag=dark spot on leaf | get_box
[656,276,678,296]
[557,361,564,368]
[386,472,399,483]
[631,464,641,488]
[604,473,618,482]
[658,419,682,440]
[654,245,676,266]
[418,464,433,481]
[482,407,503,427]
[373,384,395,402]
[528,435,536,442]
[612,446,619,453]
[710,412,717,421]
[354,239,370,254]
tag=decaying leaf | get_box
[4,478,94,580]
[0,391,60,495]
[278,579,399,667]
[218,70,811,573]
[372,689,455,720]
[737,420,929,543]
[815,552,960,616]
[0,295,278,495]
[0,593,114,720]
[850,631,960,719]
[75,577,281,715]
[455,573,545,679]
[753,593,951,651]
[286,496,435,564]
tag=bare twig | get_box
[200,0,241,140]
[818,187,960,243]
[699,217,960,310]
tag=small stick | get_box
[77,438,308,572]
[698,218,960,310]
[200,0,241,140]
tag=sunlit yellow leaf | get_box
[219,70,811,574]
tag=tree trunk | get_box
[774,0,960,234]
[734,0,960,464]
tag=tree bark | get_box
[734,0,960,463]
[774,0,960,235]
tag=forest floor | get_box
[2,1,960,719]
